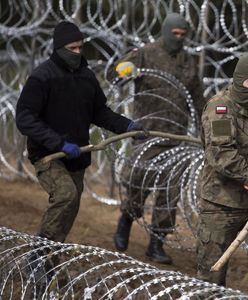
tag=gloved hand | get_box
[244,184,248,191]
[127,121,149,140]
[61,142,81,158]
[116,61,138,78]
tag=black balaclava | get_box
[53,21,84,70]
[161,13,189,55]
[231,53,248,109]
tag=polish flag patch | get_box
[216,106,227,114]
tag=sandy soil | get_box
[0,176,248,293]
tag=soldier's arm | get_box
[190,76,205,118]
[202,103,248,183]
[189,57,205,119]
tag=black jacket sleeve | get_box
[92,76,131,133]
[16,77,64,152]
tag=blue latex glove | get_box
[61,142,81,158]
[127,121,149,140]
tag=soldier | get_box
[112,13,205,264]
[197,53,248,286]
[16,21,144,244]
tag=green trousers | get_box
[121,145,180,235]
[196,198,248,286]
[34,159,85,242]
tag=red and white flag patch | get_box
[216,106,227,114]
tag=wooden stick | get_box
[40,130,201,164]
[210,220,248,272]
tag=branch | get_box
[210,220,248,272]
[41,130,201,164]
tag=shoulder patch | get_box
[216,106,227,114]
[211,119,232,136]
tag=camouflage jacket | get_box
[201,87,248,208]
[109,38,204,136]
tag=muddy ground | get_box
[0,175,248,293]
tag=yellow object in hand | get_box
[116,61,136,78]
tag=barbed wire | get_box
[0,226,247,299]
[1,0,248,251]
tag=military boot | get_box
[146,235,173,264]
[114,213,133,251]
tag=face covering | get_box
[56,47,82,70]
[161,13,189,54]
[231,54,248,109]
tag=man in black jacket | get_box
[16,21,142,243]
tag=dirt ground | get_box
[0,175,248,294]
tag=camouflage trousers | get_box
[121,145,180,235]
[196,198,248,286]
[34,159,85,242]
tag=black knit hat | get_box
[53,21,84,49]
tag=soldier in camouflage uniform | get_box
[112,13,204,264]
[16,21,142,244]
[197,53,248,286]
